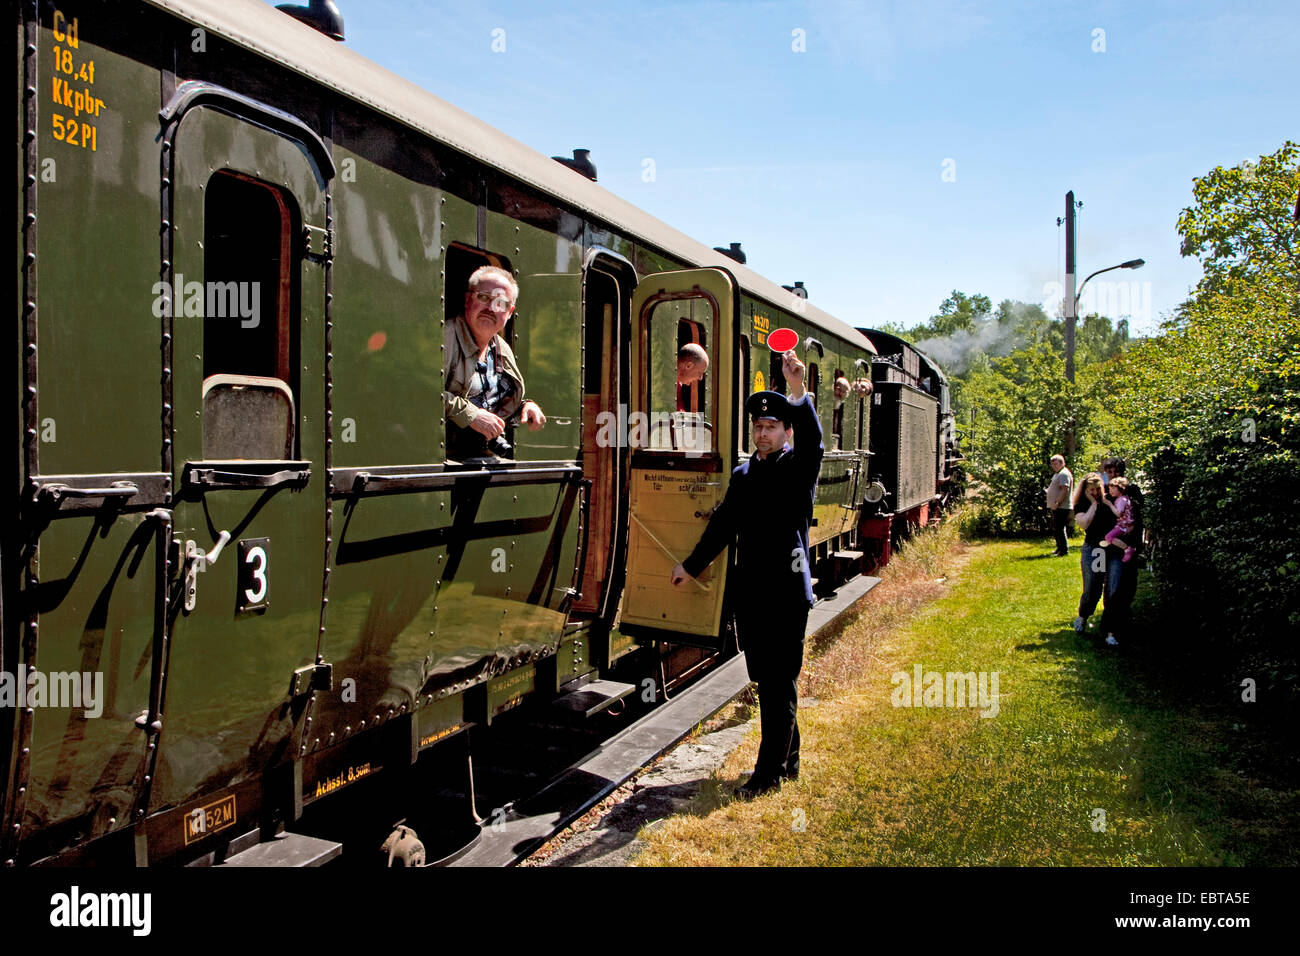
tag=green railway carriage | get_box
[6,0,879,865]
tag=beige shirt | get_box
[442,315,527,428]
[1046,467,1073,510]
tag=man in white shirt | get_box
[1046,454,1073,556]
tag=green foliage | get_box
[956,502,1008,538]
[901,290,991,341]
[890,287,1129,532]
[1086,142,1300,672]
[960,342,1088,531]
[1176,140,1300,299]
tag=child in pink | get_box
[1102,476,1137,562]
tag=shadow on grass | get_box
[1013,576,1298,865]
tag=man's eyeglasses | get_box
[471,291,512,311]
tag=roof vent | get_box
[781,281,808,299]
[713,242,746,264]
[276,1,345,41]
[552,149,596,181]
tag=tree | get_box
[1176,140,1299,300]
[1086,143,1300,657]
[906,290,992,339]
[960,342,1088,530]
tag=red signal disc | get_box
[767,327,799,352]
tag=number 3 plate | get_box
[237,538,270,612]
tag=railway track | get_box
[443,574,881,867]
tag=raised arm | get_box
[1075,497,1099,530]
[781,351,824,484]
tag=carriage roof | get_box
[146,0,876,355]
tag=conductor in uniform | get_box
[671,351,824,798]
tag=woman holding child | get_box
[1072,459,1142,646]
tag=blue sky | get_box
[326,0,1296,336]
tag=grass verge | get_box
[631,527,1298,866]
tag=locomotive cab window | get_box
[201,171,300,460]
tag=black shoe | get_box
[781,765,799,781]
[735,776,781,800]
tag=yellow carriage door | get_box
[620,269,736,638]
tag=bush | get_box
[957,502,1007,538]
[1084,142,1300,707]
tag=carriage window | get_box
[738,335,751,454]
[642,299,713,452]
[202,171,299,459]
[769,349,787,396]
[831,367,846,451]
[676,319,707,414]
[857,394,865,451]
[442,245,514,462]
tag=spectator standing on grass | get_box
[1100,458,1144,644]
[1046,454,1073,556]
[1072,473,1124,645]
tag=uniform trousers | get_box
[736,600,810,783]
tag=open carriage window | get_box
[442,245,518,462]
[832,367,846,450]
[642,299,714,452]
[738,334,751,454]
[202,171,300,459]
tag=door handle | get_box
[182,531,232,612]
[204,530,232,566]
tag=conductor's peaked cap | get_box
[746,390,794,425]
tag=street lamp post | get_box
[1065,258,1145,383]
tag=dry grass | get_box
[804,516,968,705]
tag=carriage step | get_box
[219,831,342,867]
[832,550,864,561]
[553,679,637,718]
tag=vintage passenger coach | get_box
[7,0,956,865]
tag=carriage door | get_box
[621,269,736,639]
[154,88,330,839]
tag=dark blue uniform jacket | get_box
[681,393,824,607]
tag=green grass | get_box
[633,536,1298,866]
